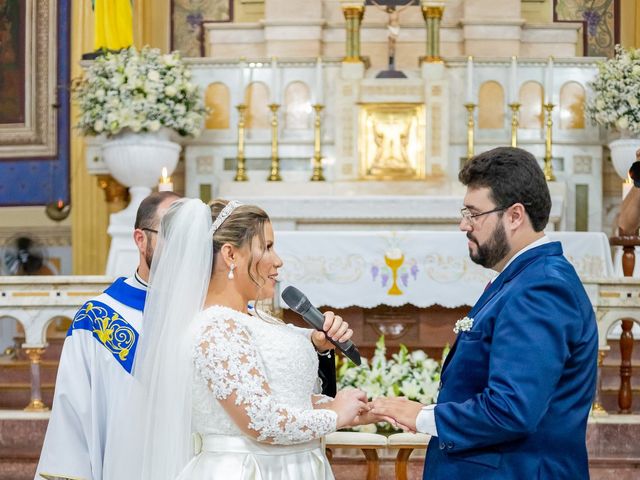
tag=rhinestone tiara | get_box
[210,200,242,235]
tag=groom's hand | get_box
[311,311,353,352]
[371,397,422,433]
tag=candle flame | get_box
[161,167,169,183]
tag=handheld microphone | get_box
[281,285,362,366]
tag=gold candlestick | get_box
[24,348,49,412]
[235,104,248,181]
[311,104,326,181]
[509,102,520,148]
[543,103,556,181]
[592,349,608,415]
[268,103,282,181]
[464,103,476,161]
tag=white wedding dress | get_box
[177,305,337,480]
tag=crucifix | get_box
[367,0,417,78]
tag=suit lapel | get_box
[439,242,563,377]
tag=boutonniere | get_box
[453,316,474,334]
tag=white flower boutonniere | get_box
[453,316,474,334]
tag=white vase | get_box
[102,129,181,276]
[610,137,640,180]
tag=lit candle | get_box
[239,58,248,103]
[315,57,323,105]
[544,56,554,105]
[465,56,474,104]
[623,177,633,199]
[509,56,518,104]
[270,57,280,105]
[158,167,173,192]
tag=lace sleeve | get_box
[193,318,337,445]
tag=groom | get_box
[372,147,598,479]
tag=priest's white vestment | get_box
[35,276,146,480]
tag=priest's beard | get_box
[144,239,155,271]
[467,221,510,269]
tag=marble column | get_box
[71,0,111,274]
[421,1,445,63]
[340,1,366,63]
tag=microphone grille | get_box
[281,286,307,313]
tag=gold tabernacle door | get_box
[358,103,426,180]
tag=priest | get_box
[35,191,180,480]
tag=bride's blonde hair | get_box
[209,199,270,289]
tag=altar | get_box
[274,230,614,309]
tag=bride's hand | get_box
[350,402,386,427]
[311,311,353,352]
[327,388,368,429]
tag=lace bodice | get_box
[191,306,337,445]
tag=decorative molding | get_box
[0,0,58,158]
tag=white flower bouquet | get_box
[337,335,444,433]
[586,45,640,135]
[75,46,206,137]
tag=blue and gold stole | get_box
[67,277,146,373]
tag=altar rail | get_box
[325,431,429,480]
[2,271,640,414]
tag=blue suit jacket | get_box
[425,241,597,479]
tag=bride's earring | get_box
[228,263,235,280]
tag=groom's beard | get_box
[467,222,510,269]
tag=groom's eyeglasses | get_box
[460,202,532,226]
[141,227,158,234]
[460,206,507,226]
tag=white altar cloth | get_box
[275,231,614,309]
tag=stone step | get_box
[0,360,59,384]
[0,384,55,410]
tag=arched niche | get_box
[478,81,505,130]
[0,316,21,355]
[559,81,586,130]
[204,82,230,130]
[245,82,270,129]
[284,81,312,130]
[519,81,544,129]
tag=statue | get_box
[370,0,414,78]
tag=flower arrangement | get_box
[74,46,206,137]
[586,45,640,135]
[337,335,446,433]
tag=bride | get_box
[115,198,372,480]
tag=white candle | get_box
[158,167,173,192]
[270,57,280,104]
[544,56,554,104]
[509,56,518,104]
[465,56,474,104]
[315,57,324,105]
[239,58,248,104]
[623,179,633,199]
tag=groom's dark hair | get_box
[459,147,551,232]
